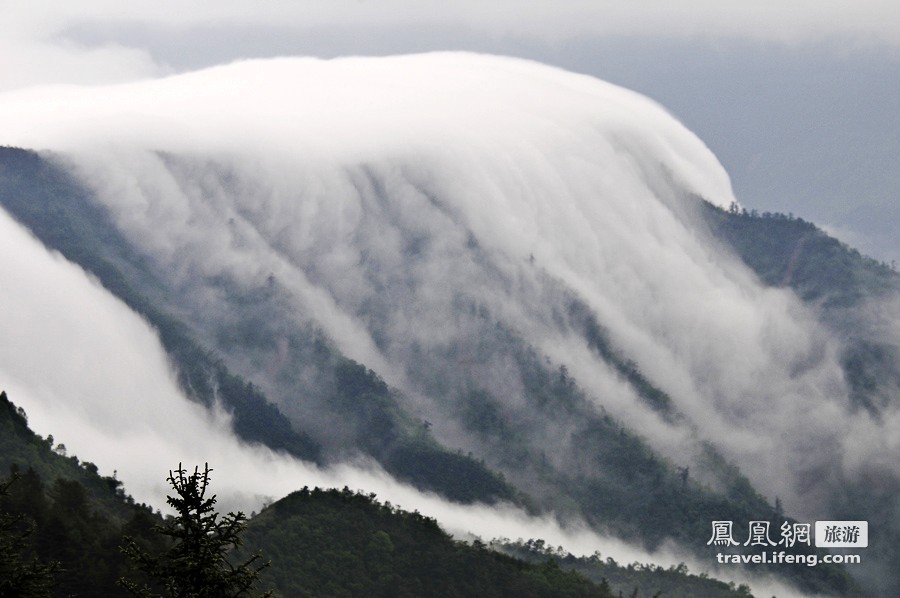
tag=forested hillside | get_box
[700,199,900,416]
[1,391,167,596]
[239,486,612,597]
[0,146,516,507]
[701,201,897,307]
[0,144,877,595]
[2,389,761,597]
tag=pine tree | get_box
[120,463,271,598]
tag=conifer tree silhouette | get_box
[120,463,271,598]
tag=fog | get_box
[0,201,662,559]
[0,53,895,594]
[1,53,890,504]
[3,1,897,270]
[0,201,812,596]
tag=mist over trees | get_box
[0,53,896,597]
[4,389,721,596]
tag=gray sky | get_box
[1,0,897,262]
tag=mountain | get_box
[0,145,857,597]
[0,53,896,595]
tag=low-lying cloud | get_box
[0,203,811,597]
[0,53,889,512]
[0,53,895,594]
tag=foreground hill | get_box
[241,486,767,598]
[1,391,166,596]
[3,389,759,597]
[240,486,611,597]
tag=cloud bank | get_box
[0,203,808,596]
[0,53,894,514]
[0,201,652,568]
[0,53,893,595]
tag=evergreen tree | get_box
[0,473,58,597]
[120,463,271,598]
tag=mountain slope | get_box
[3,389,757,597]
[1,391,168,596]
[700,199,900,415]
[700,199,898,307]
[0,145,518,507]
[0,53,895,595]
[0,147,320,464]
[0,146,855,596]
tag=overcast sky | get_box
[1,0,897,262]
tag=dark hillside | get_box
[241,485,613,598]
[1,391,168,596]
[3,388,743,597]
[701,200,900,415]
[501,539,754,598]
[701,201,898,307]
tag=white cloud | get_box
[0,51,893,595]
[3,202,755,589]
[1,53,892,519]
[0,204,812,598]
